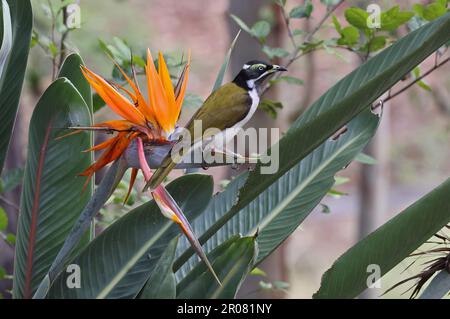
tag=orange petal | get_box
[158,52,177,131]
[82,137,117,153]
[174,51,190,124]
[113,82,137,103]
[146,49,171,133]
[81,66,147,126]
[108,57,158,126]
[79,132,136,177]
[95,120,135,131]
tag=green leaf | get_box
[380,6,414,31]
[332,15,342,34]
[344,7,369,30]
[58,53,94,192]
[139,236,178,299]
[47,174,213,299]
[33,158,128,300]
[5,233,14,245]
[0,0,12,80]
[289,1,313,19]
[314,178,450,298]
[251,20,271,41]
[30,30,39,48]
[0,168,23,192]
[230,14,252,35]
[417,80,432,92]
[177,236,257,299]
[13,78,92,299]
[354,152,377,165]
[113,37,131,61]
[262,46,289,59]
[337,26,359,46]
[274,0,286,7]
[419,270,450,299]
[212,31,240,92]
[48,41,58,58]
[412,66,433,92]
[365,36,387,52]
[132,54,146,68]
[0,206,7,230]
[334,176,350,186]
[174,13,450,276]
[259,99,283,119]
[250,267,267,277]
[413,4,425,18]
[327,188,347,198]
[58,53,93,112]
[175,110,379,277]
[423,2,448,21]
[0,0,32,174]
[92,93,106,112]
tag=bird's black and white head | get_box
[233,60,287,92]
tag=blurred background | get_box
[0,0,449,298]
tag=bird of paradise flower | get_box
[72,49,221,284]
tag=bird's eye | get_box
[258,66,264,71]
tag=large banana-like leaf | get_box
[0,0,32,174]
[175,110,379,277]
[0,0,12,79]
[177,235,257,299]
[139,236,179,299]
[173,12,450,275]
[13,78,92,299]
[314,178,450,299]
[58,53,93,112]
[47,174,213,299]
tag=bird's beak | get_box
[272,65,287,72]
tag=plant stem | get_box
[47,0,57,80]
[263,0,344,94]
[383,55,450,104]
[281,6,296,49]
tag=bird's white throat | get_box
[237,87,259,128]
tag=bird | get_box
[143,60,287,191]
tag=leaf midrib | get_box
[246,131,365,236]
[24,120,53,299]
[96,220,172,299]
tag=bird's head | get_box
[233,60,287,91]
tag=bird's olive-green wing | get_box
[184,82,251,143]
[143,83,251,191]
